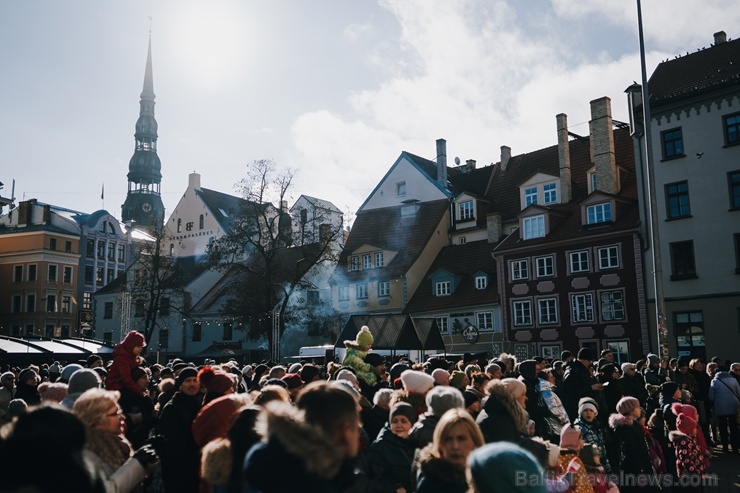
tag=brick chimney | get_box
[589,97,618,194]
[436,139,448,187]
[465,159,476,172]
[556,113,572,203]
[714,31,727,44]
[486,213,502,243]
[500,146,511,172]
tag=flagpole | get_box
[101,183,105,210]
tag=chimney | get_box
[188,172,201,190]
[714,31,727,44]
[436,139,448,187]
[42,205,51,224]
[557,113,572,203]
[500,146,511,171]
[486,213,502,244]
[589,97,618,194]
[17,200,30,226]
[465,159,476,172]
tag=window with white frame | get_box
[513,300,532,326]
[511,259,529,281]
[397,182,406,197]
[459,236,466,244]
[543,183,557,204]
[571,293,595,322]
[570,250,590,273]
[375,252,384,267]
[522,215,545,239]
[377,281,390,297]
[587,203,612,224]
[538,298,558,324]
[435,316,449,334]
[362,254,372,269]
[525,187,538,206]
[600,290,625,321]
[589,172,598,193]
[46,294,57,313]
[459,201,474,221]
[597,245,619,269]
[338,286,350,301]
[535,256,554,277]
[477,312,494,331]
[475,275,487,290]
[356,283,368,299]
[436,281,451,296]
[350,256,359,271]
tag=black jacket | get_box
[414,446,467,493]
[367,425,415,493]
[156,391,202,493]
[562,360,597,420]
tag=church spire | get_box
[122,35,165,232]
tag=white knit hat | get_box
[400,369,435,394]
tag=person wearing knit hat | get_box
[431,368,450,386]
[60,369,102,409]
[299,363,321,384]
[175,366,198,388]
[407,386,465,448]
[671,403,711,468]
[555,424,592,492]
[287,362,303,374]
[280,373,304,400]
[367,401,417,493]
[342,325,377,388]
[389,363,409,382]
[577,347,595,362]
[14,368,41,407]
[616,396,640,416]
[60,363,83,383]
[484,362,503,380]
[198,366,234,404]
[400,369,434,395]
[573,397,612,473]
[449,370,468,390]
[644,353,666,387]
[191,393,252,452]
[670,412,707,483]
[105,330,146,396]
[37,381,68,404]
[463,390,482,417]
[364,352,385,369]
[467,442,546,493]
[559,423,583,450]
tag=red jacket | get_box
[105,331,145,395]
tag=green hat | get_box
[356,326,374,347]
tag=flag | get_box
[101,183,104,200]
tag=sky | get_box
[1,1,737,226]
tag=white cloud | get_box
[344,23,372,42]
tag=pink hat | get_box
[676,413,697,435]
[431,368,450,386]
[616,396,640,415]
[560,423,582,450]
[671,403,697,421]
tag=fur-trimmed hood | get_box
[244,402,344,489]
[608,413,635,430]
[84,427,133,471]
[201,437,233,486]
[414,445,467,485]
[484,380,529,431]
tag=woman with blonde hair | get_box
[415,408,484,493]
[73,388,159,493]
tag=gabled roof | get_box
[405,239,499,313]
[649,36,740,106]
[196,187,268,235]
[292,195,342,214]
[329,199,449,284]
[334,314,445,351]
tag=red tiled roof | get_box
[329,200,450,284]
[649,36,740,105]
[405,239,499,313]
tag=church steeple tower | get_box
[122,35,165,232]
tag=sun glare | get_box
[169,3,254,88]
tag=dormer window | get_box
[525,187,538,206]
[350,256,359,271]
[459,201,474,221]
[374,251,384,267]
[543,183,557,204]
[435,281,451,296]
[362,254,372,269]
[522,215,545,239]
[475,275,487,290]
[587,203,612,224]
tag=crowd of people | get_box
[0,327,739,493]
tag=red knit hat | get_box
[191,394,243,447]
[198,366,233,395]
[671,403,697,421]
[676,413,697,435]
[281,373,303,390]
[121,330,146,352]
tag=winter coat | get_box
[673,370,698,395]
[367,425,416,493]
[573,417,611,473]
[669,431,706,477]
[342,346,377,387]
[708,371,740,416]
[156,391,203,493]
[598,377,623,416]
[642,425,667,475]
[619,373,648,405]
[555,451,594,493]
[363,405,389,443]
[608,414,653,476]
[14,381,40,406]
[408,414,440,450]
[643,367,665,386]
[475,380,549,467]
[414,446,467,493]
[243,402,346,493]
[118,386,155,449]
[83,427,147,493]
[106,348,142,397]
[562,361,597,421]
